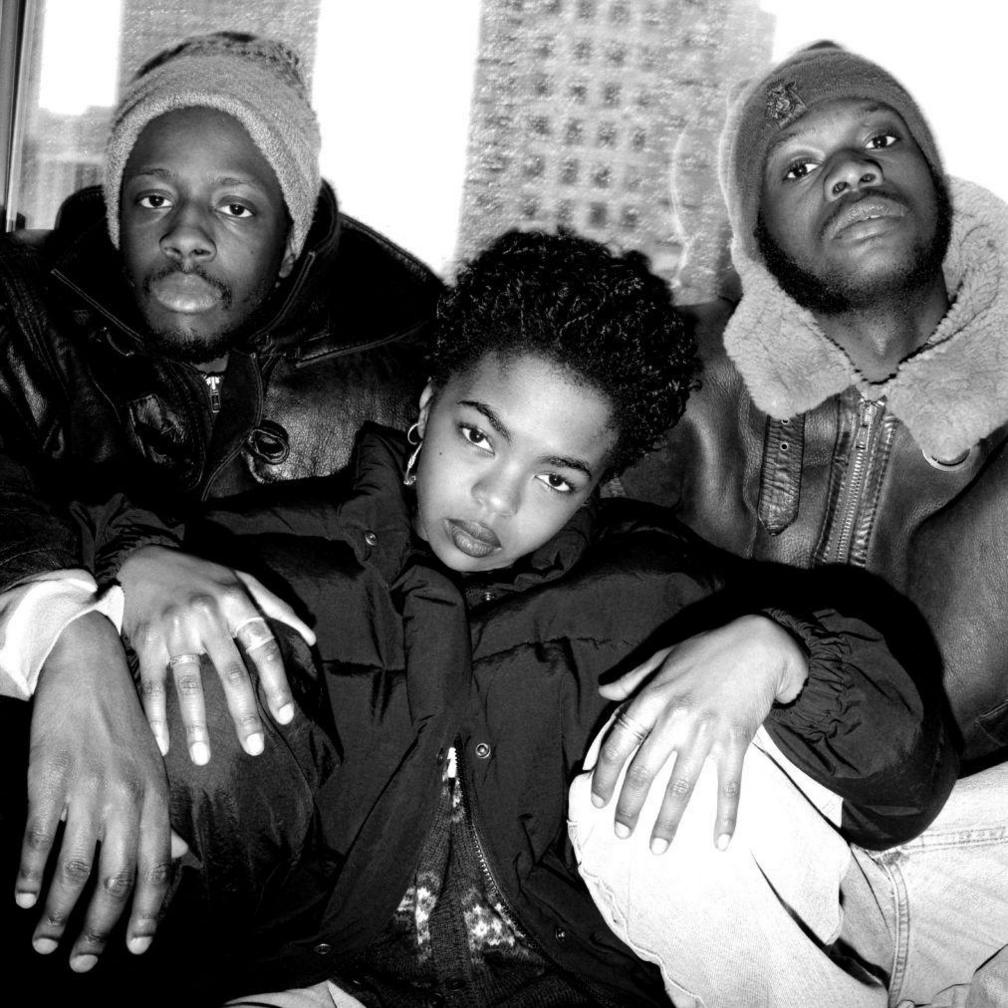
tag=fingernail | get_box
[651,837,669,855]
[190,741,210,766]
[128,935,153,955]
[33,937,58,955]
[70,953,98,973]
[614,822,631,839]
[590,793,605,808]
[15,891,36,909]
[245,732,264,756]
[277,702,294,725]
[716,833,732,851]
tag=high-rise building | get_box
[456,0,774,299]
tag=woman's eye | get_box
[784,159,817,181]
[537,472,575,494]
[460,425,491,451]
[866,132,898,151]
[221,202,254,218]
[137,193,171,209]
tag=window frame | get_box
[0,0,38,231]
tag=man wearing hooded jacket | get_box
[614,41,1008,769]
[572,41,1008,1008]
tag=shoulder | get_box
[305,190,445,344]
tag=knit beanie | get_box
[104,31,321,259]
[719,41,944,261]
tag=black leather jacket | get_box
[619,301,1008,766]
[0,183,444,587]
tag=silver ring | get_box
[167,652,202,670]
[233,615,268,636]
[614,708,650,743]
[233,616,274,651]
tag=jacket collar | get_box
[723,178,1008,460]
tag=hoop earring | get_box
[403,422,423,486]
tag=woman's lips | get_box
[446,518,501,559]
[149,272,222,313]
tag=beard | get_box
[142,323,241,364]
[755,172,953,316]
[134,264,276,364]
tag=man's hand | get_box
[118,545,316,764]
[18,611,180,971]
[589,615,808,854]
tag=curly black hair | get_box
[429,229,699,475]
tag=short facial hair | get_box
[755,170,953,316]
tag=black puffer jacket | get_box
[0,183,443,587]
[184,425,958,1004]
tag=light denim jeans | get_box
[568,723,1008,1008]
[225,980,363,1007]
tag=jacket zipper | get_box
[832,397,882,562]
[453,744,548,957]
[203,374,223,415]
[199,364,265,501]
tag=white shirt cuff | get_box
[0,570,124,699]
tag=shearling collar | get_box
[724,178,1008,460]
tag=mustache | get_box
[143,263,233,308]
[820,189,910,240]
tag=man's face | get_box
[119,106,295,365]
[757,98,949,313]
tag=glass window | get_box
[6,0,1006,292]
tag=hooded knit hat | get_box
[104,31,322,259]
[719,41,944,261]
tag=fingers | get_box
[66,810,138,972]
[167,652,210,765]
[30,809,98,960]
[15,790,63,912]
[645,727,709,854]
[124,792,173,956]
[711,738,747,851]
[232,615,294,727]
[135,634,171,756]
[237,571,316,646]
[590,706,652,809]
[132,572,299,761]
[202,626,266,756]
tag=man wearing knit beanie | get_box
[584,40,1008,1008]
[0,29,443,993]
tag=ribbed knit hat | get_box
[719,41,944,260]
[104,31,321,258]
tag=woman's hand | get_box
[118,545,316,763]
[589,615,807,853]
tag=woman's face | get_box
[413,352,617,573]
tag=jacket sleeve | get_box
[0,448,81,589]
[597,498,960,851]
[761,598,959,849]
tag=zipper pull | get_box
[203,373,223,415]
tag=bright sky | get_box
[34,0,1006,270]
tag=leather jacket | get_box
[619,300,1008,765]
[0,183,444,586]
